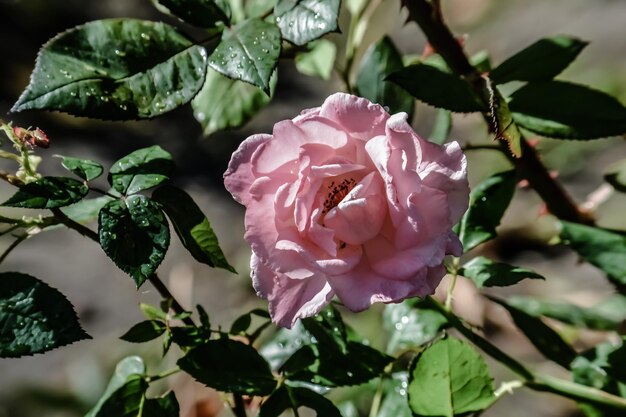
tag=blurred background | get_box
[0,0,625,416]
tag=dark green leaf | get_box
[259,385,342,417]
[488,296,576,369]
[192,68,274,135]
[491,35,588,84]
[560,221,626,290]
[460,256,544,288]
[230,309,269,335]
[86,356,146,417]
[197,304,211,329]
[507,295,626,331]
[12,19,208,120]
[178,338,277,395]
[260,321,315,370]
[170,325,207,347]
[509,81,626,139]
[59,156,103,181]
[457,170,517,252]
[95,376,147,417]
[0,272,90,357]
[2,176,88,209]
[209,18,280,93]
[275,0,340,46]
[429,109,452,145]
[408,336,496,417]
[142,392,179,417]
[356,36,414,118]
[120,320,166,343]
[62,196,114,224]
[152,185,235,272]
[388,63,485,113]
[301,305,349,354]
[98,195,170,287]
[605,158,626,193]
[154,0,230,28]
[109,146,174,195]
[295,39,336,80]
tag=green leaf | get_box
[382,299,447,355]
[560,222,626,290]
[245,0,277,18]
[192,68,275,135]
[506,295,626,331]
[408,336,496,417]
[98,195,170,287]
[230,308,270,335]
[259,385,343,417]
[152,185,235,272]
[120,320,166,343]
[275,0,340,46]
[95,376,148,417]
[260,321,315,370]
[142,392,179,417]
[509,81,626,139]
[378,373,412,417]
[209,18,280,93]
[59,156,103,181]
[154,0,230,28]
[178,338,277,395]
[301,305,349,354]
[490,35,588,84]
[109,146,174,195]
[605,158,626,192]
[429,109,452,145]
[12,19,208,120]
[140,303,168,321]
[2,176,88,209]
[460,256,544,288]
[295,39,336,80]
[457,170,517,252]
[388,63,485,113]
[356,36,414,118]
[170,325,207,348]
[0,272,90,357]
[62,196,114,224]
[488,296,576,369]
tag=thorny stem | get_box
[404,0,594,225]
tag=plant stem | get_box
[0,233,28,264]
[445,257,460,310]
[146,367,181,383]
[233,393,247,417]
[403,0,593,225]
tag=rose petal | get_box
[319,93,389,140]
[224,134,272,205]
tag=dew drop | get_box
[401,315,410,324]
[261,48,269,54]
[114,49,126,57]
[140,33,151,41]
[318,23,326,30]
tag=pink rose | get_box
[224,93,469,328]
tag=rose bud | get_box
[224,93,469,328]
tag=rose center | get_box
[322,177,356,214]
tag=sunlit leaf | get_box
[59,156,104,181]
[275,0,340,46]
[460,256,544,288]
[108,146,174,195]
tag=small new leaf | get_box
[2,177,88,209]
[108,145,174,195]
[59,156,104,181]
[275,0,340,46]
[120,320,166,343]
[460,256,545,288]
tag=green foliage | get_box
[509,81,626,139]
[408,336,496,417]
[460,256,545,288]
[62,196,114,224]
[490,35,588,84]
[259,385,343,417]
[378,373,412,417]
[295,39,336,80]
[388,63,484,113]
[209,18,281,93]
[2,177,88,209]
[98,195,170,287]
[154,0,231,28]
[59,156,104,181]
[0,272,90,357]
[356,36,414,118]
[12,19,208,120]
[230,308,270,335]
[488,296,576,369]
[94,376,147,417]
[429,109,452,144]
[108,146,174,196]
[142,392,180,417]
[456,170,517,252]
[177,338,277,395]
[120,320,167,343]
[560,222,626,290]
[152,185,235,272]
[382,299,447,355]
[275,0,340,46]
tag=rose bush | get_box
[224,93,469,327]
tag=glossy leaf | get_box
[429,109,452,145]
[59,156,103,181]
[383,299,447,355]
[152,185,235,272]
[356,36,414,118]
[94,376,147,417]
[12,19,208,120]
[62,196,114,224]
[2,176,88,209]
[178,339,277,395]
[488,296,576,369]
[460,256,544,288]
[259,385,342,417]
[388,63,484,113]
[295,39,336,80]
[491,35,588,84]
[108,145,174,195]
[509,81,626,139]
[120,320,166,343]
[209,18,280,93]
[0,272,90,357]
[260,321,315,370]
[457,170,517,252]
[560,221,626,289]
[154,0,230,28]
[275,0,340,46]
[408,336,496,417]
[98,195,170,287]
